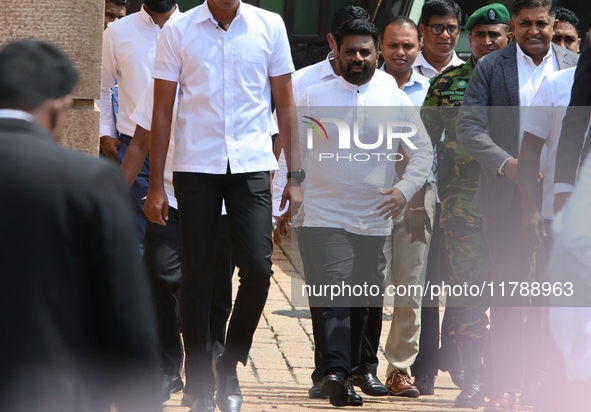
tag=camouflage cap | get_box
[465,3,510,33]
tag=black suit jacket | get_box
[555,45,591,186]
[0,118,161,412]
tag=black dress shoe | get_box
[413,374,435,395]
[353,373,388,396]
[214,360,242,412]
[321,369,348,397]
[161,374,184,402]
[330,380,363,406]
[308,381,328,399]
[190,397,215,412]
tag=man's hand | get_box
[144,186,169,226]
[503,158,519,184]
[521,209,547,249]
[377,187,407,220]
[99,135,121,160]
[272,215,289,245]
[282,180,302,220]
[404,206,432,244]
[554,192,571,213]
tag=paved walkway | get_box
[164,234,531,412]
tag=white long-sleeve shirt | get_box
[298,74,433,236]
[96,5,181,138]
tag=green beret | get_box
[465,3,510,33]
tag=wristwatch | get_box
[286,168,306,182]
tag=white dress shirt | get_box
[130,80,228,215]
[0,109,34,122]
[412,50,464,79]
[272,53,338,216]
[130,80,178,210]
[522,67,576,219]
[380,64,430,106]
[152,1,294,174]
[96,5,181,138]
[298,74,433,236]
[499,43,559,175]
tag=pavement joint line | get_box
[261,311,301,385]
[247,354,262,384]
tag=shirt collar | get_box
[379,63,429,88]
[412,50,462,72]
[0,109,35,122]
[516,42,553,66]
[140,4,180,26]
[196,1,247,26]
[336,76,371,93]
[320,52,338,80]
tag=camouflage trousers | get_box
[440,189,490,345]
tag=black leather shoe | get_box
[454,380,485,409]
[353,373,388,396]
[330,380,363,406]
[213,359,242,412]
[161,374,184,402]
[189,397,215,412]
[413,374,435,395]
[308,381,327,399]
[321,369,348,397]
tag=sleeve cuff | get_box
[554,182,575,195]
[498,157,512,175]
[393,179,415,203]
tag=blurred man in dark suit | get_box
[0,39,161,412]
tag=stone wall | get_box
[0,0,104,155]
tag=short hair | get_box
[143,0,176,14]
[420,0,462,26]
[383,16,421,42]
[0,40,79,111]
[336,19,381,51]
[330,5,371,37]
[553,7,580,32]
[106,0,128,6]
[511,0,553,18]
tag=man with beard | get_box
[421,4,512,408]
[96,0,180,255]
[456,1,578,410]
[297,18,432,407]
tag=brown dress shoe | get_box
[484,392,516,412]
[385,370,420,398]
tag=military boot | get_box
[454,337,486,409]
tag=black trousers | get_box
[298,227,385,376]
[174,171,273,397]
[482,193,534,395]
[143,209,233,393]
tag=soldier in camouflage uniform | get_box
[420,3,512,409]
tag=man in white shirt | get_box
[414,0,464,79]
[456,1,578,410]
[96,0,180,254]
[273,6,394,401]
[297,19,432,407]
[378,15,436,399]
[145,2,296,411]
[121,81,235,408]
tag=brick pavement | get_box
[164,234,531,412]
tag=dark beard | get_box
[343,62,375,85]
[143,0,176,13]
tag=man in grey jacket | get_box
[456,1,578,410]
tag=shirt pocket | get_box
[240,53,268,90]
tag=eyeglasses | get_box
[425,24,460,36]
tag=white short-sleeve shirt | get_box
[152,1,295,174]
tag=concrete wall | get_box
[0,0,104,155]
